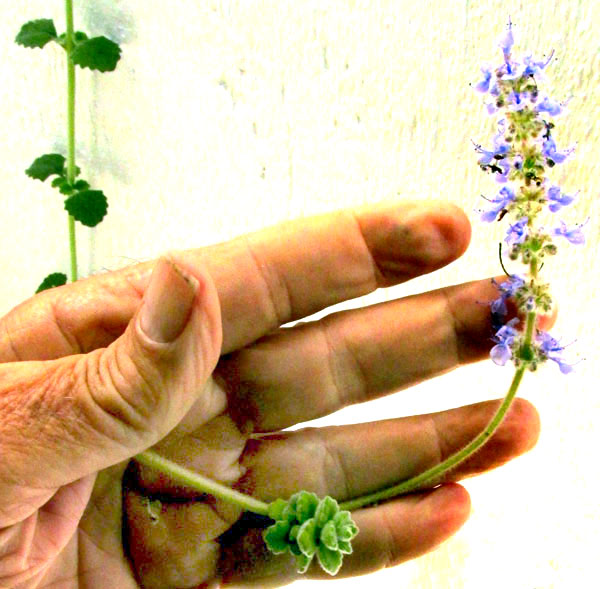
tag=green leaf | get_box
[337,539,353,555]
[314,496,339,528]
[73,179,90,190]
[294,553,312,574]
[36,272,67,294]
[71,36,122,72]
[267,498,288,521]
[64,189,108,227]
[334,511,359,541]
[296,519,318,557]
[317,544,343,576]
[295,492,319,523]
[26,154,66,181]
[59,182,74,195]
[320,520,338,551]
[264,520,291,555]
[15,19,57,48]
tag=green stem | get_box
[340,366,525,511]
[134,449,270,516]
[65,0,78,282]
[134,292,540,516]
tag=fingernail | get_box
[139,257,199,343]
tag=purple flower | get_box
[480,186,516,222]
[490,274,526,330]
[474,126,511,165]
[506,90,527,111]
[474,64,493,93]
[552,219,587,245]
[547,185,577,212]
[505,216,529,244]
[490,317,520,366]
[542,137,576,164]
[536,331,574,374]
[498,18,515,62]
[521,51,555,78]
[536,95,565,116]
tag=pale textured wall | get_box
[1,1,599,587]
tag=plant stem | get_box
[65,0,78,282]
[134,326,535,517]
[134,449,270,516]
[134,267,541,516]
[340,364,526,511]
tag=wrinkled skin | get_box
[0,200,548,588]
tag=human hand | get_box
[0,200,549,588]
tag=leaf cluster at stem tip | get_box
[264,491,359,576]
[15,18,122,72]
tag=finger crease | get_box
[320,433,352,502]
[242,235,292,328]
[318,320,350,412]
[0,318,23,362]
[439,288,461,366]
[50,300,83,355]
[348,209,384,291]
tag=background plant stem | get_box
[65,0,78,282]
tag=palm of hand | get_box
[0,202,544,588]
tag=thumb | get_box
[0,255,222,507]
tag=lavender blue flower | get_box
[505,216,528,244]
[535,331,574,374]
[474,65,493,93]
[521,51,554,79]
[536,95,565,116]
[490,274,526,330]
[480,186,516,222]
[541,137,576,164]
[497,18,515,60]
[552,219,587,245]
[547,185,577,212]
[490,317,520,366]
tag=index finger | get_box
[0,199,470,361]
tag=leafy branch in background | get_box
[15,6,121,291]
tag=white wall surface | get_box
[1,1,599,587]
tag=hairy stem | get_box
[134,449,270,516]
[65,0,78,282]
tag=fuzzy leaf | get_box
[337,539,353,555]
[267,498,288,521]
[15,19,57,48]
[295,491,319,522]
[296,519,318,557]
[264,520,291,555]
[36,272,67,294]
[26,154,66,181]
[64,189,108,227]
[320,520,338,551]
[294,553,312,574]
[314,496,339,528]
[317,544,343,576]
[71,36,122,72]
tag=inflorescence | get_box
[472,17,585,375]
